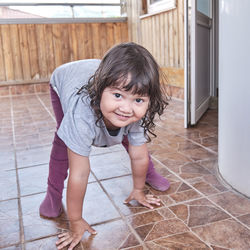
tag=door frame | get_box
[184,0,218,128]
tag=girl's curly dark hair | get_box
[77,42,169,142]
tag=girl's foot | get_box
[146,164,170,191]
[39,190,63,218]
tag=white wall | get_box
[219,0,250,197]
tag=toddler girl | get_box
[40,42,169,249]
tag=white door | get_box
[186,0,213,125]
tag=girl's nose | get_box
[119,100,133,114]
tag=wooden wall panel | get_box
[10,24,23,80]
[84,23,93,59]
[0,26,6,81]
[18,24,31,80]
[0,21,128,84]
[44,24,55,75]
[113,23,122,45]
[178,0,184,67]
[27,24,39,79]
[52,24,63,68]
[140,0,184,69]
[75,23,85,60]
[106,23,115,51]
[91,23,101,59]
[61,23,70,64]
[168,11,174,67]
[68,23,77,61]
[36,24,47,78]
[1,25,14,81]
[100,23,107,56]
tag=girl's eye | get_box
[114,93,121,98]
[135,98,144,103]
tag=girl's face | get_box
[100,85,150,130]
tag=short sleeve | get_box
[57,111,95,156]
[127,121,147,146]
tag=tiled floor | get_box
[1,92,250,250]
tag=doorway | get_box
[184,0,218,127]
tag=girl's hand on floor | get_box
[124,189,161,209]
[56,218,96,250]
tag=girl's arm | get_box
[125,143,161,209]
[56,148,96,250]
[67,148,89,221]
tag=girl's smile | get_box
[100,86,149,130]
[115,112,132,120]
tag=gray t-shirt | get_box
[50,59,147,156]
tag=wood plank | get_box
[140,19,146,48]
[18,24,31,80]
[44,24,55,76]
[148,17,153,54]
[84,23,93,59]
[35,24,47,78]
[10,24,23,80]
[132,2,140,43]
[27,24,39,79]
[162,67,184,87]
[68,23,78,61]
[168,11,174,67]
[61,23,70,64]
[0,26,6,81]
[1,25,14,81]
[75,23,85,60]
[151,16,156,58]
[106,23,114,51]
[164,12,169,67]
[52,24,63,67]
[145,18,151,52]
[173,8,179,67]
[160,13,165,67]
[126,0,132,41]
[113,22,122,46]
[121,22,128,42]
[91,23,101,58]
[178,0,184,67]
[99,23,107,56]
[155,15,160,65]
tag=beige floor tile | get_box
[80,219,140,250]
[192,218,250,249]
[0,199,20,248]
[210,191,250,217]
[146,232,210,249]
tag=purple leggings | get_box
[48,86,154,195]
[40,86,168,217]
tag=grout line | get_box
[89,170,150,250]
[35,92,56,122]
[9,95,26,250]
[89,217,122,227]
[0,243,22,249]
[0,91,50,98]
[9,162,49,170]
[151,155,250,231]
[155,112,250,229]
[7,94,249,248]
[16,143,52,151]
[156,121,218,156]
[152,131,218,178]
[91,173,132,182]
[20,233,59,245]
